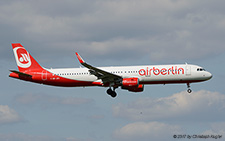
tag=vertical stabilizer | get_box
[11,43,43,72]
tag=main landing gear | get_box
[107,88,117,98]
[187,83,192,93]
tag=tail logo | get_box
[13,47,31,68]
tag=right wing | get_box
[75,52,122,84]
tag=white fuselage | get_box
[46,64,212,85]
[9,43,213,97]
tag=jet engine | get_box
[121,78,144,92]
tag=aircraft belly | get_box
[140,75,187,84]
[61,75,97,82]
[139,74,206,84]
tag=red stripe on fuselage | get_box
[9,70,102,87]
[9,69,205,87]
[140,79,206,85]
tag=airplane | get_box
[9,43,212,98]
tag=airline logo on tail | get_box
[13,47,31,68]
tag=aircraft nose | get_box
[205,72,212,80]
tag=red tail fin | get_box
[12,43,43,72]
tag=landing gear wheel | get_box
[107,88,113,95]
[187,89,192,93]
[107,88,117,98]
[111,91,117,98]
[186,83,192,94]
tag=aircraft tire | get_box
[107,88,113,95]
[187,89,192,93]
[106,88,117,98]
[110,91,117,98]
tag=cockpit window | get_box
[197,68,205,71]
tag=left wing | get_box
[75,52,122,84]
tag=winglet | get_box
[75,52,85,64]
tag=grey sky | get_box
[1,0,225,140]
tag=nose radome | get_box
[205,72,212,80]
[209,72,213,79]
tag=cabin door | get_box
[186,65,191,76]
[42,70,47,80]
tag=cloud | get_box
[112,90,225,121]
[113,121,182,141]
[0,133,83,141]
[0,105,23,125]
[14,93,94,108]
[113,121,225,141]
[1,0,225,62]
[202,122,225,137]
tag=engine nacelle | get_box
[122,78,139,87]
[121,78,144,92]
[122,84,144,92]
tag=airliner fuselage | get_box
[37,64,211,86]
[9,43,212,98]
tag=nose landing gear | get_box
[187,83,192,93]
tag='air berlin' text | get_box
[139,66,184,76]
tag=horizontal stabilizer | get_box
[9,70,32,77]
